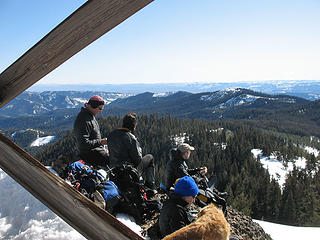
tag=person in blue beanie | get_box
[159,176,199,237]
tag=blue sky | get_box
[1,0,319,85]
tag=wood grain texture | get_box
[0,133,144,240]
[0,0,154,108]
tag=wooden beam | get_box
[0,133,144,240]
[0,0,154,108]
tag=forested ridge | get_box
[35,114,320,227]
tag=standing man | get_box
[107,112,156,192]
[73,95,109,168]
[164,143,207,191]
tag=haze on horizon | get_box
[1,0,319,86]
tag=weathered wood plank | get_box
[0,0,154,108]
[0,133,144,240]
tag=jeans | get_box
[137,154,155,188]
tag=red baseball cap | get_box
[89,95,104,102]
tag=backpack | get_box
[109,165,161,224]
[100,180,121,213]
[192,173,227,216]
[65,160,121,213]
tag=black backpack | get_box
[109,165,161,224]
[192,173,227,216]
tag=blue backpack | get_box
[101,180,121,213]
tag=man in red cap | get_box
[73,95,109,168]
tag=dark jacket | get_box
[164,149,199,190]
[159,193,195,237]
[73,107,103,154]
[107,128,142,168]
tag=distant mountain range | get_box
[0,88,308,120]
[28,80,320,100]
[1,87,319,138]
[105,89,309,120]
[1,86,319,157]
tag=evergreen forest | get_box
[35,114,320,227]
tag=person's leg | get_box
[80,149,109,168]
[137,154,155,189]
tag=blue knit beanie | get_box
[174,176,199,197]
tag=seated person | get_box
[73,95,109,169]
[159,176,198,237]
[164,143,207,191]
[107,112,156,191]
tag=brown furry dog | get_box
[162,204,230,240]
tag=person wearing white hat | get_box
[164,143,207,191]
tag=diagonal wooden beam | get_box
[0,0,154,108]
[0,133,144,240]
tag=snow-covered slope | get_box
[0,91,130,117]
[0,168,84,240]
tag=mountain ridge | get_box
[0,88,309,119]
[27,80,320,101]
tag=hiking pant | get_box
[137,154,155,188]
[80,148,109,169]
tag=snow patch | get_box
[30,136,55,147]
[0,167,85,240]
[209,128,224,133]
[254,219,320,240]
[170,133,190,145]
[304,146,319,157]
[72,98,86,103]
[152,92,173,98]
[116,213,143,237]
[0,216,11,236]
[251,149,306,187]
